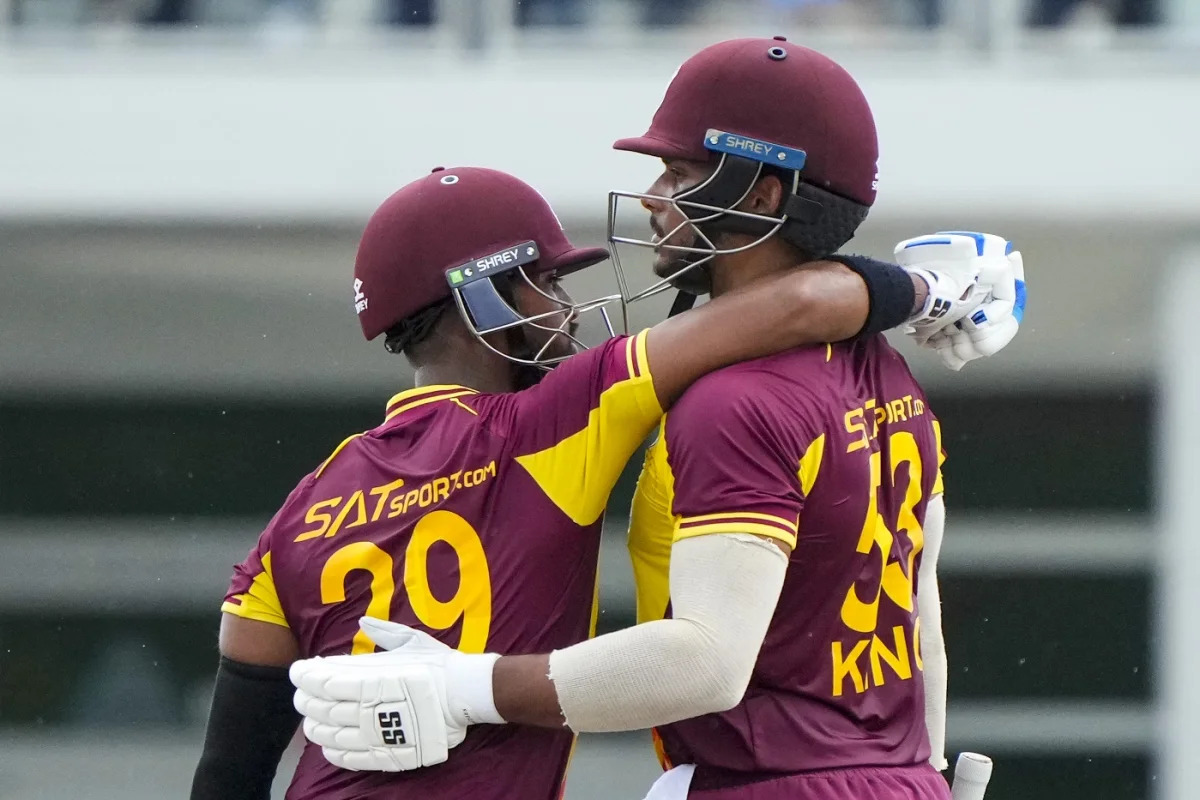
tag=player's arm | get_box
[919,493,949,772]
[495,531,788,729]
[191,617,301,800]
[191,545,301,800]
[291,529,788,750]
[920,421,950,770]
[507,245,991,531]
[506,256,919,527]
[644,257,925,407]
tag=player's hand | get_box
[896,232,1027,371]
[289,617,501,772]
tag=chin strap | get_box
[668,291,697,317]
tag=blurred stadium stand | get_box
[0,1,1196,798]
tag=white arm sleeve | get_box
[547,533,788,733]
[919,493,949,771]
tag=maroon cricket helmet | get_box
[614,37,879,207]
[354,167,610,342]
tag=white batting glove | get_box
[290,617,502,772]
[896,232,1027,371]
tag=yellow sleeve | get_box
[221,551,289,629]
[515,330,663,526]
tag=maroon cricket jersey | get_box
[222,331,661,800]
[628,336,946,779]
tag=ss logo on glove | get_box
[378,710,408,746]
[927,297,952,320]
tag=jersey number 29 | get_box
[318,510,492,655]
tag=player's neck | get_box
[709,240,802,299]
[413,361,515,395]
[407,314,519,394]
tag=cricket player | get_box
[288,39,1025,800]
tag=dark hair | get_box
[383,300,450,355]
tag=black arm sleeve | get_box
[190,657,301,800]
[825,254,917,339]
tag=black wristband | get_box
[826,254,916,339]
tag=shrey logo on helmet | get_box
[353,278,368,315]
[353,166,627,369]
[606,36,880,307]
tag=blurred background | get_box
[1,0,1196,798]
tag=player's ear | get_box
[744,173,786,216]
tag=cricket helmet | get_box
[354,167,621,366]
[608,37,878,303]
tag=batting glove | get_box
[290,617,502,772]
[897,232,1027,371]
